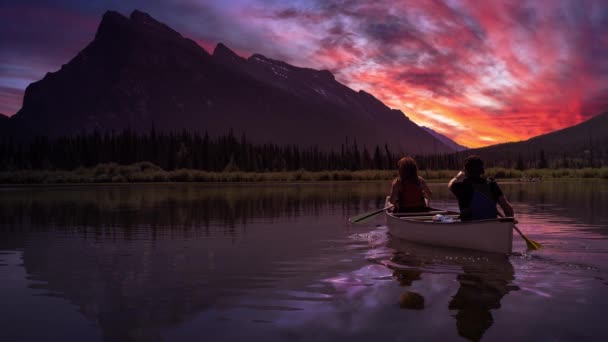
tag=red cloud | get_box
[238,0,608,147]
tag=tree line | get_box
[0,129,410,172]
[0,129,604,172]
[460,145,606,170]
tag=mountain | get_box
[463,112,608,167]
[421,126,468,151]
[5,10,453,154]
[0,113,7,120]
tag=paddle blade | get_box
[513,225,542,250]
[523,236,542,250]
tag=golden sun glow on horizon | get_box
[384,95,527,148]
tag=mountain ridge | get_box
[463,112,608,167]
[4,9,455,154]
[421,126,468,152]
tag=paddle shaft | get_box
[497,209,541,250]
[350,204,395,223]
[512,224,541,249]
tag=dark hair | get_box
[464,155,484,177]
[397,157,418,181]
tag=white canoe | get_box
[385,208,514,255]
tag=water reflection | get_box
[0,181,607,342]
[504,180,608,230]
[387,238,518,341]
[0,183,388,234]
[0,183,393,341]
[449,258,516,341]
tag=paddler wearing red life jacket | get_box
[448,155,514,221]
[389,157,432,213]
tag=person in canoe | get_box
[389,157,433,213]
[449,155,514,221]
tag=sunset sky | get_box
[1,0,607,147]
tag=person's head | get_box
[397,157,418,181]
[463,155,485,177]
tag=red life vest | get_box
[397,178,426,211]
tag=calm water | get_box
[1,181,607,342]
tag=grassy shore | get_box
[1,162,608,184]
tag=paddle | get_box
[497,210,542,250]
[512,224,542,250]
[350,204,395,224]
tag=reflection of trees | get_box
[0,183,393,341]
[0,183,389,235]
[504,181,608,228]
[388,238,518,341]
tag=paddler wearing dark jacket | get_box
[449,155,514,221]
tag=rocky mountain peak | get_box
[8,9,456,153]
[95,11,130,41]
[130,9,157,23]
[129,10,181,37]
[95,10,184,44]
[249,53,271,63]
[213,43,245,63]
[317,69,335,80]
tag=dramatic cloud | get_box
[1,0,607,147]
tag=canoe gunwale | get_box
[387,211,515,225]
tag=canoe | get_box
[385,205,514,255]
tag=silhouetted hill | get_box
[6,10,453,154]
[463,112,608,168]
[421,127,468,152]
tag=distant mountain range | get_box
[0,10,455,154]
[421,126,468,151]
[463,112,608,167]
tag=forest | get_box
[0,129,605,174]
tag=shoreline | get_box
[1,163,607,184]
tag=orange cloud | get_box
[238,0,608,147]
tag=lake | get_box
[1,181,607,341]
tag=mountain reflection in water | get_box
[0,183,387,233]
[0,183,391,341]
[0,181,607,342]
